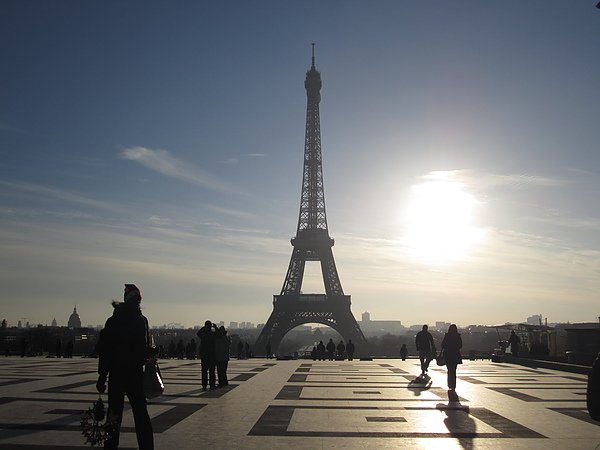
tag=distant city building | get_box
[67,306,82,329]
[527,314,543,325]
[435,321,452,331]
[218,321,225,328]
[257,323,265,329]
[51,318,57,327]
[229,322,238,329]
[359,314,404,335]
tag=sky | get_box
[1,1,600,329]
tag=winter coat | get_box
[97,302,150,377]
[415,330,435,353]
[326,341,336,353]
[196,325,218,359]
[215,335,231,362]
[441,332,463,366]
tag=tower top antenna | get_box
[311,43,315,68]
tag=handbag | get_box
[435,350,446,366]
[143,357,165,398]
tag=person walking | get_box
[400,343,408,361]
[441,324,463,391]
[196,321,218,390]
[237,341,243,359]
[415,325,435,376]
[336,340,346,360]
[326,339,335,361]
[317,340,326,361]
[507,330,521,357]
[244,342,251,359]
[265,341,272,359]
[346,340,355,361]
[215,326,231,388]
[96,284,154,450]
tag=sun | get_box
[402,180,483,263]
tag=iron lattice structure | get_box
[255,48,366,355]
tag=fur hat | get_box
[124,284,141,303]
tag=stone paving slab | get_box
[0,357,598,449]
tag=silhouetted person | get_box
[415,325,435,376]
[187,338,197,360]
[20,338,27,357]
[237,341,243,359]
[66,340,73,358]
[346,340,355,361]
[55,339,62,358]
[311,346,317,360]
[197,321,218,390]
[168,340,176,358]
[326,339,335,361]
[96,284,154,450]
[441,324,463,391]
[507,330,520,357]
[337,340,346,360]
[245,342,251,359]
[215,326,231,388]
[176,339,185,360]
[266,341,272,359]
[317,341,325,360]
[400,343,408,361]
[588,351,600,421]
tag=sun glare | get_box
[403,180,483,263]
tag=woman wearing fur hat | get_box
[96,284,154,450]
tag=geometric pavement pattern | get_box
[0,357,598,449]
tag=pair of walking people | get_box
[196,320,231,390]
[415,323,463,391]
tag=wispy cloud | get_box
[120,146,241,194]
[0,181,126,214]
[219,157,239,165]
[247,153,266,157]
[421,170,565,190]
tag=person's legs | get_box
[223,360,229,385]
[104,375,126,450]
[419,352,426,374]
[208,359,216,388]
[216,361,225,386]
[447,363,457,390]
[200,357,209,388]
[126,375,154,450]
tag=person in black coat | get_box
[415,325,435,376]
[196,321,218,390]
[96,284,154,450]
[507,330,521,357]
[326,339,336,361]
[317,341,326,361]
[441,324,463,391]
[346,340,355,361]
[588,351,600,421]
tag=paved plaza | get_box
[0,357,598,449]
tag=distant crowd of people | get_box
[310,338,356,361]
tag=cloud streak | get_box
[121,146,241,195]
[421,170,566,190]
[0,181,126,214]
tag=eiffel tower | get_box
[255,46,366,356]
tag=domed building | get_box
[67,306,82,329]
